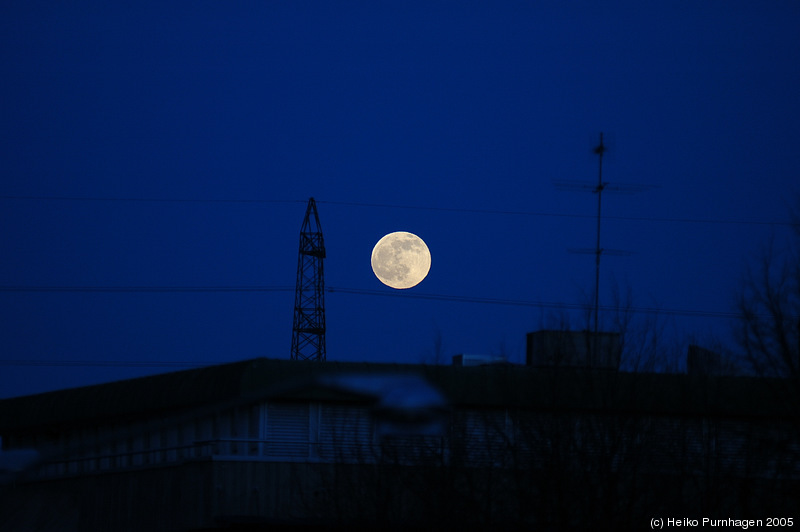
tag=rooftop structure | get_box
[0,357,797,530]
[526,329,621,369]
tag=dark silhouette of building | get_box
[0,355,797,530]
[526,329,621,369]
[686,344,739,376]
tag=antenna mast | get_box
[291,197,326,361]
[556,133,654,362]
[592,133,606,341]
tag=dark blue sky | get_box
[2,2,798,398]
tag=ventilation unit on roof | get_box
[452,354,508,367]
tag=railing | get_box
[33,437,432,479]
[37,441,213,478]
[31,431,797,481]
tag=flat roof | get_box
[0,358,796,434]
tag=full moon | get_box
[371,231,431,289]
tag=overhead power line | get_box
[318,200,793,227]
[0,284,740,319]
[0,285,293,293]
[326,286,740,319]
[0,195,302,205]
[0,194,794,228]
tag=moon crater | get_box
[371,232,431,289]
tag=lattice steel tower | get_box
[290,197,326,361]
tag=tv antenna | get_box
[291,197,326,361]
[556,133,655,349]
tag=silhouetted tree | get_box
[606,277,683,372]
[421,326,446,365]
[729,201,800,517]
[735,204,800,378]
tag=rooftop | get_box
[0,357,796,434]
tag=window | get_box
[451,410,512,467]
[318,404,374,462]
[264,402,310,460]
[248,405,260,456]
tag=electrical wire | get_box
[0,194,794,228]
[317,200,795,227]
[0,284,740,319]
[0,286,750,371]
[0,195,302,205]
[0,286,293,293]
[0,191,772,374]
[327,286,741,318]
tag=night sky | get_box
[1,2,798,398]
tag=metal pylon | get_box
[290,197,326,361]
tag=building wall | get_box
[2,388,799,529]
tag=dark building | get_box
[451,353,508,366]
[0,356,797,530]
[687,344,740,376]
[526,329,622,369]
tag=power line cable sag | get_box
[317,200,794,227]
[326,286,740,319]
[0,284,740,319]
[0,195,304,205]
[0,195,793,228]
[0,285,294,293]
